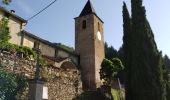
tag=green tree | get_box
[0,17,11,43]
[122,2,132,100]
[100,58,124,85]
[105,42,126,84]
[163,55,170,99]
[105,42,119,60]
[167,84,170,100]
[166,80,170,100]
[0,69,27,100]
[53,43,74,53]
[2,0,11,5]
[163,55,170,71]
[122,0,165,99]
[111,58,124,73]
[117,47,126,84]
[164,71,170,100]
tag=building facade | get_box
[0,7,26,45]
[75,0,105,91]
[0,6,78,67]
[0,0,105,92]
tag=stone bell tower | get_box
[75,0,105,91]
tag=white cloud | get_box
[15,0,34,16]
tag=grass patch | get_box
[111,89,121,100]
[73,91,106,100]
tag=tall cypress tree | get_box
[129,0,165,99]
[122,0,165,99]
[163,55,170,71]
[122,2,132,100]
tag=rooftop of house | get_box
[0,6,77,56]
[0,6,27,23]
[22,30,77,56]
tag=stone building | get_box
[0,0,105,93]
[0,5,82,100]
[75,0,105,91]
[0,6,78,67]
[0,6,26,45]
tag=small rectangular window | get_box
[82,20,86,29]
[4,12,10,18]
[34,41,40,49]
[98,22,100,31]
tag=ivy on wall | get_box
[0,17,11,43]
[0,42,36,58]
[0,42,48,67]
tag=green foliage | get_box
[73,88,121,100]
[122,0,165,100]
[16,45,37,59]
[39,56,48,67]
[0,42,48,67]
[163,71,170,100]
[0,42,36,58]
[122,2,132,100]
[0,17,47,66]
[0,17,11,43]
[100,59,115,85]
[73,91,106,100]
[105,43,126,84]
[55,43,74,53]
[111,89,121,100]
[100,58,124,85]
[105,42,119,60]
[0,69,27,100]
[166,81,170,100]
[0,42,16,53]
[111,58,124,72]
[2,0,11,5]
[163,55,170,71]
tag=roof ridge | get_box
[0,6,27,23]
[79,0,96,17]
[22,30,77,55]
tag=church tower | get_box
[75,0,105,91]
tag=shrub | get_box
[0,42,16,53]
[0,42,48,66]
[100,58,124,85]
[0,69,27,100]
[0,42,36,58]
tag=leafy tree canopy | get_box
[0,69,27,100]
[100,58,124,85]
[111,58,124,72]
[53,43,74,53]
[105,42,119,60]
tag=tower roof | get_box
[79,0,96,17]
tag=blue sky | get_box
[1,0,170,57]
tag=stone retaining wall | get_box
[0,51,82,100]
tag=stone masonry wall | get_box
[0,51,82,100]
